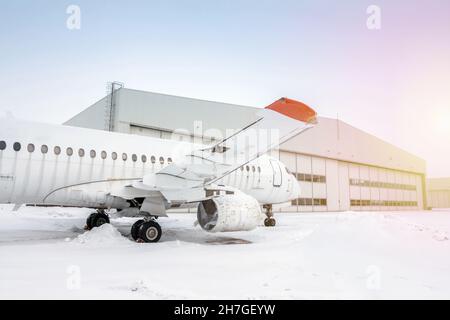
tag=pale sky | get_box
[0,0,449,177]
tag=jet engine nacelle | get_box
[197,193,262,232]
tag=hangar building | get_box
[427,178,450,209]
[65,87,427,212]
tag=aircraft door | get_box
[0,151,15,202]
[0,175,14,202]
[270,159,282,187]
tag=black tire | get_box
[138,221,162,243]
[264,217,276,227]
[131,219,145,241]
[86,212,110,230]
[85,214,93,230]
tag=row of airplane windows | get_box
[239,165,262,174]
[0,141,173,164]
[350,200,418,207]
[296,173,326,183]
[291,198,328,206]
[349,178,417,191]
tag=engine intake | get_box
[197,193,262,232]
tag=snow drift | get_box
[72,224,129,245]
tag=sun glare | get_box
[435,108,450,134]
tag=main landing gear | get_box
[85,209,110,230]
[263,204,276,227]
[130,218,162,243]
[84,209,162,243]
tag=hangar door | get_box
[338,161,350,210]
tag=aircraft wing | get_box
[169,97,317,186]
[111,98,317,208]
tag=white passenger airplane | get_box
[0,98,317,242]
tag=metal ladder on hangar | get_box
[104,81,124,132]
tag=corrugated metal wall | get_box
[280,151,423,212]
[428,190,450,208]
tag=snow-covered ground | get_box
[0,205,449,300]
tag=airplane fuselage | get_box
[0,118,299,209]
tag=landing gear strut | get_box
[263,204,276,227]
[131,217,162,243]
[85,209,110,230]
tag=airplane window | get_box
[41,145,48,154]
[151,156,156,164]
[13,142,21,152]
[90,150,96,158]
[0,141,6,150]
[54,146,61,155]
[66,147,73,156]
[122,153,128,161]
[101,151,107,159]
[252,166,255,172]
[78,148,85,157]
[258,167,261,173]
[132,154,137,162]
[159,157,164,164]
[112,152,117,160]
[168,157,173,164]
[141,155,147,163]
[246,165,250,172]
[27,144,35,153]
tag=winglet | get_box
[265,98,317,124]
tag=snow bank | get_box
[72,224,129,245]
[1,208,450,299]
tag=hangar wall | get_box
[65,96,108,131]
[64,88,427,212]
[280,151,423,212]
[427,178,450,208]
[111,88,257,140]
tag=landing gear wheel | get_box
[264,217,276,227]
[85,211,110,230]
[138,221,162,243]
[263,204,276,227]
[131,219,145,241]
